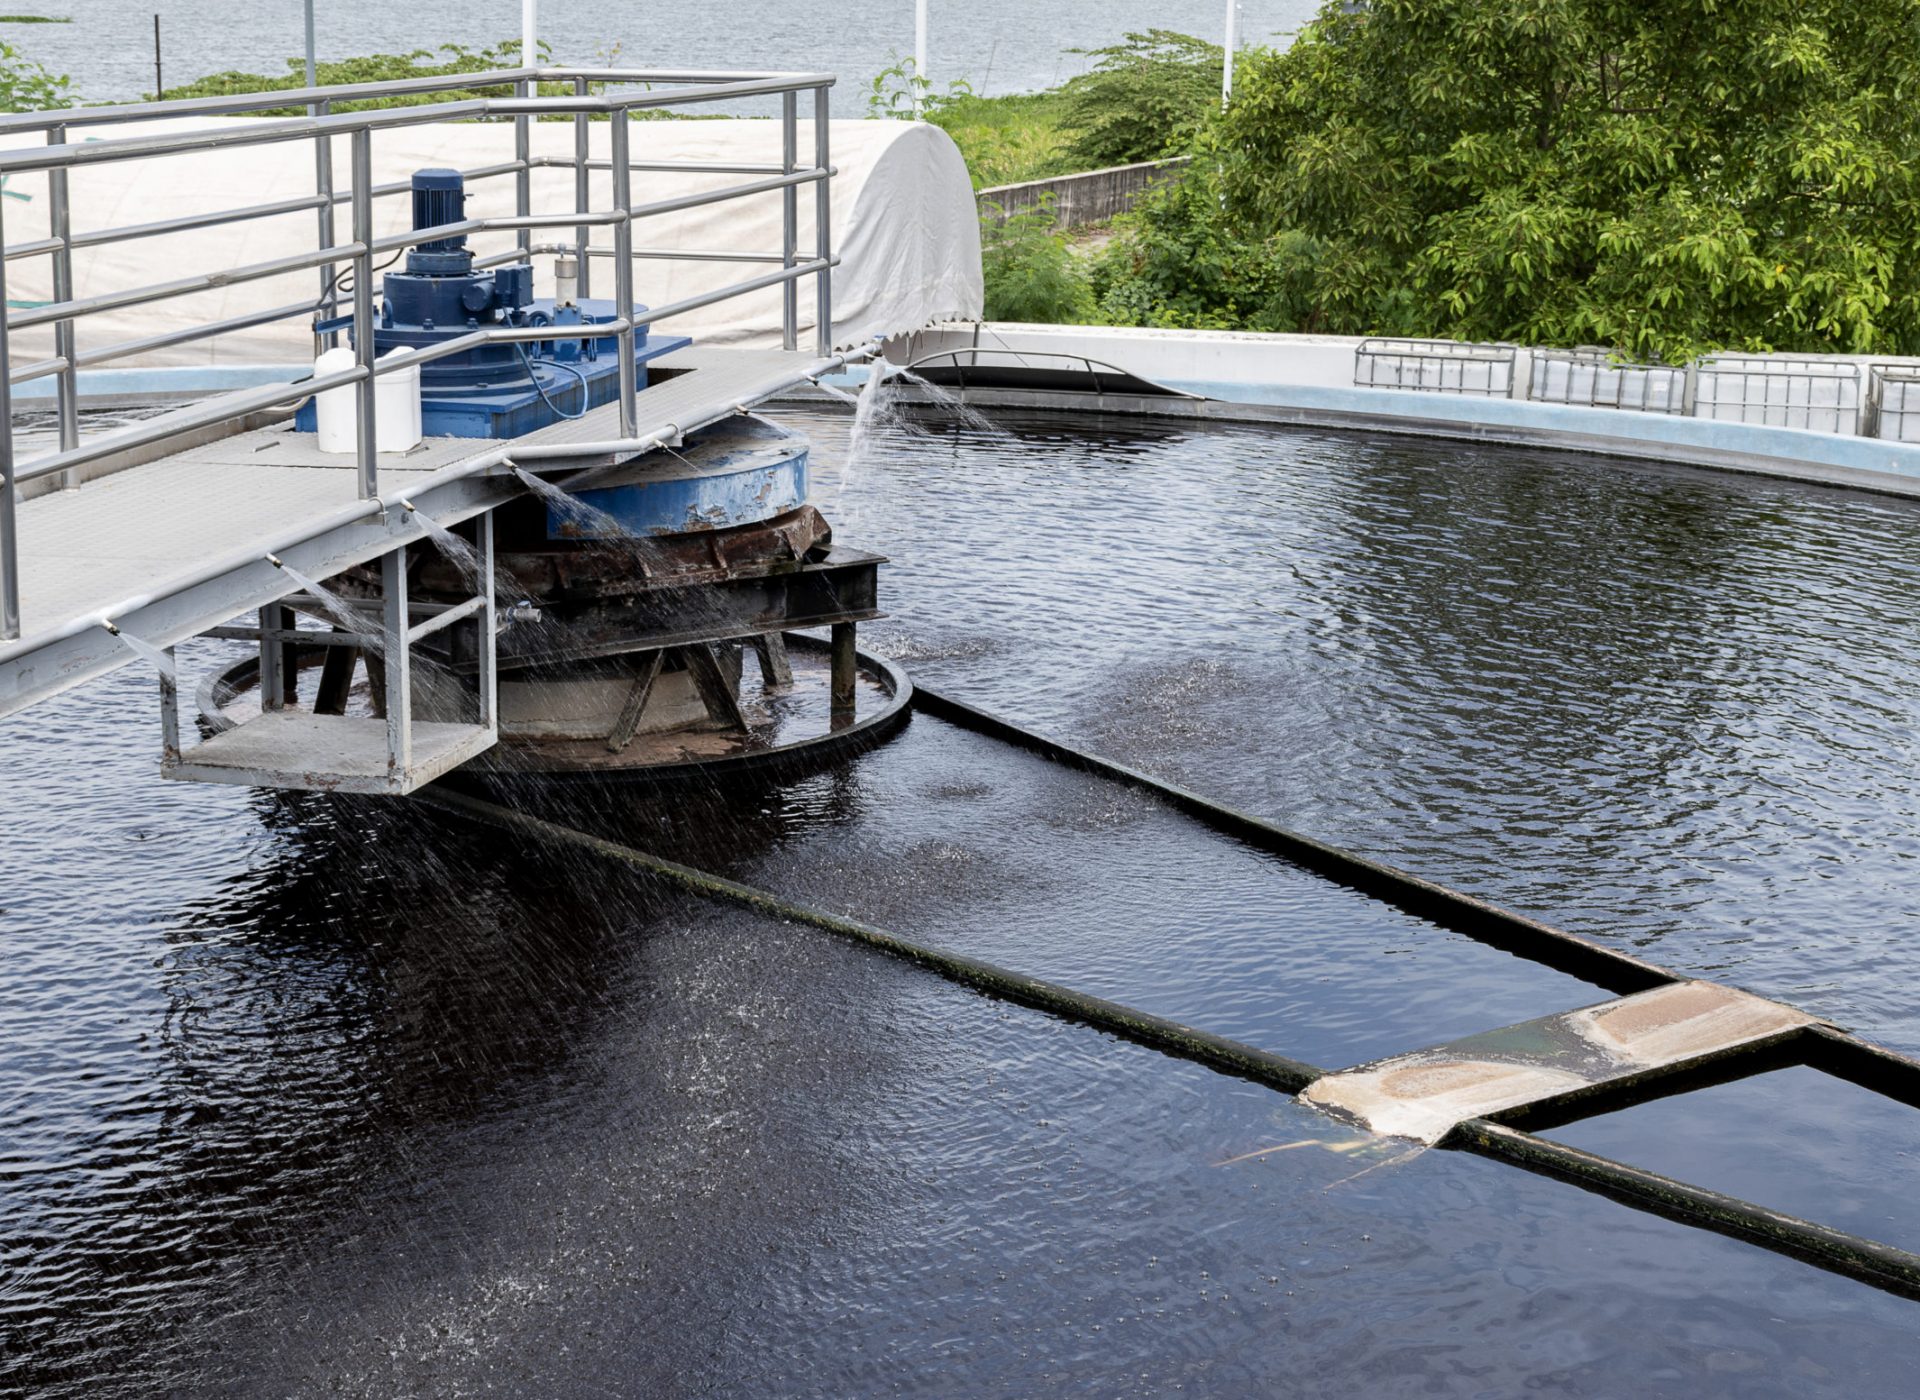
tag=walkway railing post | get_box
[573,74,593,300]
[313,98,336,350]
[381,546,412,781]
[349,127,378,498]
[0,187,17,641]
[813,84,832,356]
[781,91,798,351]
[610,112,638,438]
[514,79,533,256]
[46,123,78,490]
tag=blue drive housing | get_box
[296,167,689,440]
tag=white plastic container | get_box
[311,346,358,454]
[310,346,424,455]
[375,348,423,454]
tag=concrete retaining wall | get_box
[892,322,1920,501]
[976,158,1189,230]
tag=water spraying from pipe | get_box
[268,557,383,655]
[101,621,176,684]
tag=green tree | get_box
[1107,0,1920,358]
[1058,30,1221,168]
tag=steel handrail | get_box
[0,64,842,639]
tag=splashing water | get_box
[512,466,648,545]
[896,368,1010,439]
[110,628,176,685]
[274,562,383,655]
[812,381,861,409]
[411,511,519,605]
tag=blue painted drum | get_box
[554,415,813,539]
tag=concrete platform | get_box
[165,709,495,796]
[1300,981,1825,1144]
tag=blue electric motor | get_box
[297,168,689,439]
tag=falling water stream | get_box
[107,628,177,685]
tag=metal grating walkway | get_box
[0,347,839,718]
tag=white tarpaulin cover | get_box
[4,117,982,368]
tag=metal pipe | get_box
[782,92,798,351]
[624,167,829,223]
[584,247,788,264]
[313,97,335,349]
[8,355,65,386]
[573,75,593,301]
[74,299,319,372]
[0,189,16,641]
[609,114,637,439]
[367,210,626,257]
[381,547,411,778]
[350,128,377,499]
[405,590,487,644]
[0,67,544,136]
[14,368,364,485]
[478,510,497,732]
[514,78,533,255]
[558,158,789,175]
[814,85,833,354]
[624,259,832,328]
[45,123,77,490]
[8,240,370,331]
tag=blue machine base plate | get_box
[294,333,690,441]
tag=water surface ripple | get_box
[3,406,1919,1394]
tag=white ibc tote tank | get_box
[312,346,423,454]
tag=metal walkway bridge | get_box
[0,64,870,790]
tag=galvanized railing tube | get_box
[573,75,593,300]
[813,84,832,355]
[0,189,17,641]
[313,98,335,351]
[781,92,798,351]
[514,80,533,255]
[349,128,378,498]
[45,124,78,489]
[609,114,638,438]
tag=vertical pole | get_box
[158,646,180,768]
[830,621,856,724]
[259,604,289,711]
[314,99,335,352]
[514,80,532,257]
[813,85,833,356]
[152,14,162,99]
[573,74,593,301]
[610,112,638,437]
[350,127,378,498]
[914,0,929,116]
[781,91,797,352]
[303,0,317,87]
[522,0,538,68]
[478,510,497,733]
[1222,0,1238,108]
[0,188,18,642]
[46,124,78,490]
[382,547,412,784]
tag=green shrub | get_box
[1058,30,1220,169]
[0,34,67,110]
[981,201,1096,324]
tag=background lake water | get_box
[6,400,1920,1394]
[7,1,1318,107]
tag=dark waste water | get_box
[5,403,1920,1395]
